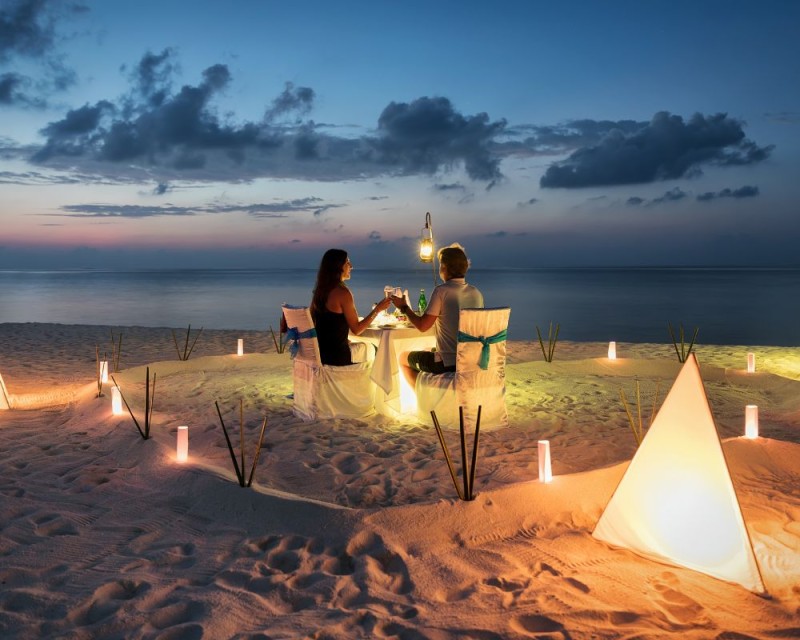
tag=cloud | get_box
[368,96,507,181]
[626,187,688,207]
[265,82,315,121]
[433,182,466,192]
[540,112,773,188]
[51,196,340,219]
[0,0,83,107]
[516,197,539,208]
[153,181,170,195]
[697,185,760,202]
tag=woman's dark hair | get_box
[311,248,348,321]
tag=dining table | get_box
[356,322,436,417]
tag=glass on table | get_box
[384,285,394,299]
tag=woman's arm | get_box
[389,295,437,332]
[336,287,392,335]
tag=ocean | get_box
[1,267,799,346]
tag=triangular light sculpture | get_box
[592,354,765,593]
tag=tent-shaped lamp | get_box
[592,354,765,594]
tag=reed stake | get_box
[111,375,144,439]
[431,411,464,500]
[246,416,269,487]
[215,401,244,486]
[468,406,482,500]
[458,407,469,500]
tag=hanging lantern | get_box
[419,211,434,263]
[176,425,189,462]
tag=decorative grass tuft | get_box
[95,346,106,397]
[619,379,660,446]
[667,322,699,363]
[172,324,203,361]
[430,406,482,501]
[109,329,123,373]
[111,367,156,440]
[536,322,560,363]
[269,323,288,354]
[214,399,268,488]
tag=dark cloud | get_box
[153,181,170,195]
[540,112,773,188]
[697,185,760,202]
[369,96,506,181]
[433,182,466,192]
[0,0,83,106]
[265,82,315,121]
[505,118,646,155]
[52,196,340,219]
[516,197,539,208]
[368,230,382,242]
[0,71,45,107]
[651,187,688,204]
[626,196,645,206]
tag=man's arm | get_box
[390,295,437,331]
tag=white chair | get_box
[415,307,510,431]
[282,305,376,420]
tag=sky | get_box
[1,0,799,269]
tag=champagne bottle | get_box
[417,289,427,314]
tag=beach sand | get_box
[0,322,798,639]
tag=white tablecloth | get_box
[356,324,435,416]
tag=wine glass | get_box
[384,285,393,299]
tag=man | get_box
[390,243,484,388]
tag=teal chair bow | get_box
[286,326,318,358]
[457,329,507,370]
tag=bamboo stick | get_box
[215,401,244,486]
[468,405,482,500]
[459,407,469,501]
[431,411,464,500]
[247,416,269,487]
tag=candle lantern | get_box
[744,405,758,439]
[111,386,123,415]
[176,425,189,462]
[237,338,244,357]
[419,211,434,263]
[538,440,552,483]
[100,360,109,384]
[608,341,617,360]
[746,352,755,373]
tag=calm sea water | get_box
[1,268,799,346]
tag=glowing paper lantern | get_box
[608,341,617,360]
[538,440,552,483]
[237,338,244,356]
[746,352,755,373]
[111,386,123,415]
[593,354,765,593]
[100,360,109,384]
[744,405,758,439]
[176,426,189,462]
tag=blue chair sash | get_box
[286,326,317,358]
[457,328,507,370]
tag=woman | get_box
[310,249,391,366]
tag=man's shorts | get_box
[407,350,456,374]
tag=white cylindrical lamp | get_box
[111,386,123,415]
[176,426,189,462]
[747,352,755,373]
[100,360,109,384]
[608,341,617,360]
[744,405,758,439]
[538,440,552,483]
[237,338,244,357]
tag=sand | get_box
[0,322,798,639]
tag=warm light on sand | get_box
[747,352,755,373]
[176,426,189,462]
[608,341,616,359]
[745,405,759,439]
[111,386,123,415]
[237,338,244,356]
[538,440,552,483]
[399,373,418,414]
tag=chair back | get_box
[281,305,322,364]
[456,307,510,373]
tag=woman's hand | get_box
[388,294,406,311]
[375,297,392,313]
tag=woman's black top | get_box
[314,308,352,366]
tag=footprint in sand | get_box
[649,571,710,628]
